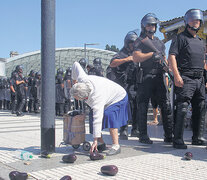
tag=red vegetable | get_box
[89,152,105,161]
[9,171,28,180]
[101,165,118,176]
[62,154,77,163]
[60,175,72,180]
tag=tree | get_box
[105,44,119,52]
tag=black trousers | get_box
[174,75,205,141]
[16,93,25,113]
[136,73,173,139]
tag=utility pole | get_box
[41,0,56,154]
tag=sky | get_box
[0,0,207,58]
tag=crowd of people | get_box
[1,8,207,155]
[0,66,41,116]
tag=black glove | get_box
[152,51,162,62]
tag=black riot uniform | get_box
[109,30,139,140]
[133,13,173,144]
[0,78,3,109]
[3,78,11,110]
[88,58,104,76]
[33,72,41,113]
[28,70,35,113]
[14,65,26,116]
[55,68,65,116]
[2,78,7,110]
[169,9,206,149]
[64,67,72,113]
[22,77,29,112]
[10,71,17,114]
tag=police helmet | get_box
[15,65,23,73]
[29,70,35,77]
[57,68,64,75]
[11,71,15,78]
[93,58,102,66]
[65,67,72,76]
[124,31,138,50]
[141,13,159,34]
[3,78,7,83]
[35,71,41,78]
[79,58,87,69]
[184,9,203,31]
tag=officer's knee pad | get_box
[161,101,172,114]
[22,99,26,104]
[198,100,205,109]
[177,102,189,113]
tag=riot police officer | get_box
[2,78,7,110]
[33,72,41,113]
[109,30,139,140]
[88,58,104,76]
[64,67,72,113]
[0,78,3,110]
[133,13,173,144]
[14,65,25,116]
[4,78,11,110]
[22,77,29,112]
[28,70,35,113]
[10,71,17,114]
[169,9,206,149]
[79,58,87,70]
[55,68,65,116]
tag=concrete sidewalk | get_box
[0,110,207,180]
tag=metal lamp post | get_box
[84,43,99,60]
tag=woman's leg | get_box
[109,128,119,145]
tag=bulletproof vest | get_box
[0,81,2,89]
[16,73,24,88]
[109,48,133,88]
[106,66,117,81]
[2,80,7,89]
[176,30,205,70]
[28,77,35,86]
[6,81,10,89]
[64,75,72,81]
[56,74,64,84]
[138,36,164,73]
[88,66,103,76]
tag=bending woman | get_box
[70,62,129,156]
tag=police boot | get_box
[28,99,34,113]
[160,102,173,143]
[173,102,188,149]
[138,102,153,144]
[59,103,64,116]
[192,101,207,145]
[34,99,40,113]
[11,101,16,114]
[119,125,128,140]
[131,119,139,137]
[0,100,2,110]
[3,100,6,110]
[7,101,11,110]
[16,99,25,116]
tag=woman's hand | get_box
[90,138,98,153]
